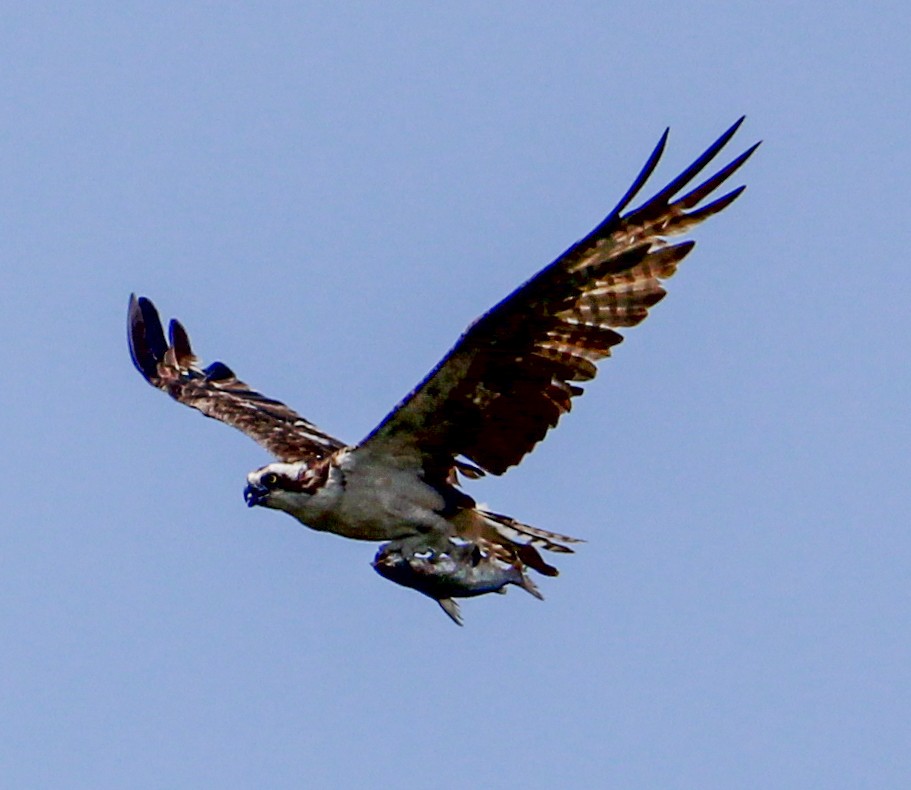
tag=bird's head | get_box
[244,462,311,512]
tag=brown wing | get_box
[128,295,344,462]
[358,118,759,477]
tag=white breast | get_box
[288,448,452,541]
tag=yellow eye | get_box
[261,472,279,488]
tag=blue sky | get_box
[1,3,909,788]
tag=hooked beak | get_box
[244,483,268,508]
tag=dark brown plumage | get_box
[361,117,759,477]
[128,295,343,463]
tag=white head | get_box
[243,461,313,513]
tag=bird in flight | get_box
[129,118,758,624]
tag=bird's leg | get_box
[391,530,455,561]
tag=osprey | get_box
[129,118,758,624]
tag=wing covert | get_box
[128,295,344,462]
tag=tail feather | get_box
[515,542,560,577]
[478,509,583,554]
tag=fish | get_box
[372,537,542,625]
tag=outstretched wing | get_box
[358,118,759,477]
[128,295,344,462]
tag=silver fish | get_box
[372,537,542,625]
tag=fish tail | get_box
[516,571,544,600]
[437,598,463,626]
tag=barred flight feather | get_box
[128,295,343,463]
[362,117,758,478]
[479,509,582,553]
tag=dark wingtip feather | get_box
[608,126,670,219]
[585,118,753,245]
[128,294,164,382]
[683,184,747,224]
[169,319,194,368]
[127,294,145,376]
[677,139,761,209]
[203,361,236,381]
[635,116,748,213]
[657,239,696,266]
[577,128,669,246]
[136,296,168,360]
